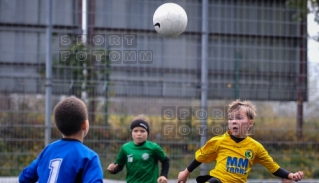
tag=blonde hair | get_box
[132,114,148,122]
[228,99,256,120]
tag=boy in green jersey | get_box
[108,114,170,183]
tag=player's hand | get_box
[177,168,190,183]
[288,171,303,181]
[107,163,118,173]
[157,176,167,183]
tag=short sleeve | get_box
[83,154,104,183]
[154,144,167,161]
[115,146,127,166]
[195,137,219,163]
[254,144,280,173]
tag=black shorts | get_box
[196,175,222,183]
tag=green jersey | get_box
[115,141,167,183]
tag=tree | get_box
[286,0,319,138]
[286,0,319,41]
[55,43,110,125]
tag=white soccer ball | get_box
[153,3,188,38]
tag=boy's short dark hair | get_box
[54,97,88,136]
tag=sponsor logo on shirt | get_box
[245,150,253,160]
[142,153,149,160]
[226,156,248,174]
[127,154,133,162]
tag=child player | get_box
[19,96,104,183]
[108,114,170,183]
[178,99,303,183]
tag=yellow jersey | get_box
[195,132,280,183]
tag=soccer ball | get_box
[153,3,188,38]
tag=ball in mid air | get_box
[153,3,188,38]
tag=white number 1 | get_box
[47,158,63,183]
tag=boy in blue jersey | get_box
[19,96,104,183]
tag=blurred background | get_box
[0,0,319,182]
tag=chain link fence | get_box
[1,0,318,182]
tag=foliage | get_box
[53,42,111,124]
[55,43,110,84]
[286,0,319,22]
[286,0,319,41]
[53,43,110,99]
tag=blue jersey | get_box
[19,139,104,183]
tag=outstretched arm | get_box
[19,159,39,183]
[177,159,202,183]
[273,168,303,181]
[256,144,303,182]
[157,157,170,183]
[272,167,290,178]
[187,159,202,172]
[107,163,123,174]
[160,157,170,178]
[288,171,303,181]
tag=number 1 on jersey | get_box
[48,158,63,183]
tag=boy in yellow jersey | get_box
[177,99,304,183]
